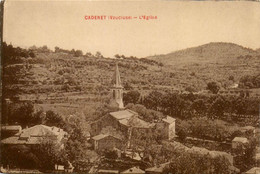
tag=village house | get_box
[91,134,123,151]
[1,125,22,140]
[232,137,249,149]
[1,124,68,148]
[156,116,176,140]
[145,162,170,174]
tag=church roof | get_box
[110,109,137,120]
[119,117,154,129]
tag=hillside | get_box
[148,42,259,66]
[3,42,260,109]
[256,48,260,54]
[147,42,260,90]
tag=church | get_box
[90,62,176,150]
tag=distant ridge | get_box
[148,42,259,65]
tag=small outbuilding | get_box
[232,137,249,149]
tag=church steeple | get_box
[112,62,124,109]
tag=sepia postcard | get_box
[0,0,260,173]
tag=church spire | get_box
[115,62,122,87]
[112,61,124,109]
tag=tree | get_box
[123,90,141,105]
[207,82,220,94]
[143,91,163,111]
[130,128,158,162]
[95,51,103,58]
[209,97,227,118]
[164,153,230,174]
[55,46,60,53]
[74,50,83,57]
[228,75,234,81]
[85,52,92,57]
[9,102,34,127]
[124,82,133,90]
[177,128,187,142]
[44,110,64,128]
[31,138,68,171]
[191,99,207,115]
[114,54,121,59]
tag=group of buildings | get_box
[90,62,176,151]
[1,62,260,174]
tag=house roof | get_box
[92,134,109,141]
[162,116,176,124]
[118,117,154,129]
[232,137,249,143]
[121,167,145,174]
[245,167,260,174]
[1,124,67,145]
[110,109,137,120]
[1,125,22,131]
[145,162,170,173]
[92,134,122,141]
[255,153,260,160]
[98,169,119,174]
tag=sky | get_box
[3,0,260,57]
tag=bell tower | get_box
[111,62,124,109]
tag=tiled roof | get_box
[129,117,154,128]
[1,125,22,131]
[245,167,260,174]
[121,167,145,174]
[110,109,137,120]
[118,117,154,129]
[162,116,176,124]
[1,124,67,145]
[232,137,249,143]
[145,162,170,173]
[92,134,109,141]
[98,169,119,173]
[92,134,122,141]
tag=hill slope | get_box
[3,42,260,106]
[148,42,259,66]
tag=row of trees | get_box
[123,90,259,120]
[2,42,35,65]
[239,74,260,88]
[129,132,231,174]
[164,153,231,174]
[55,46,104,58]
